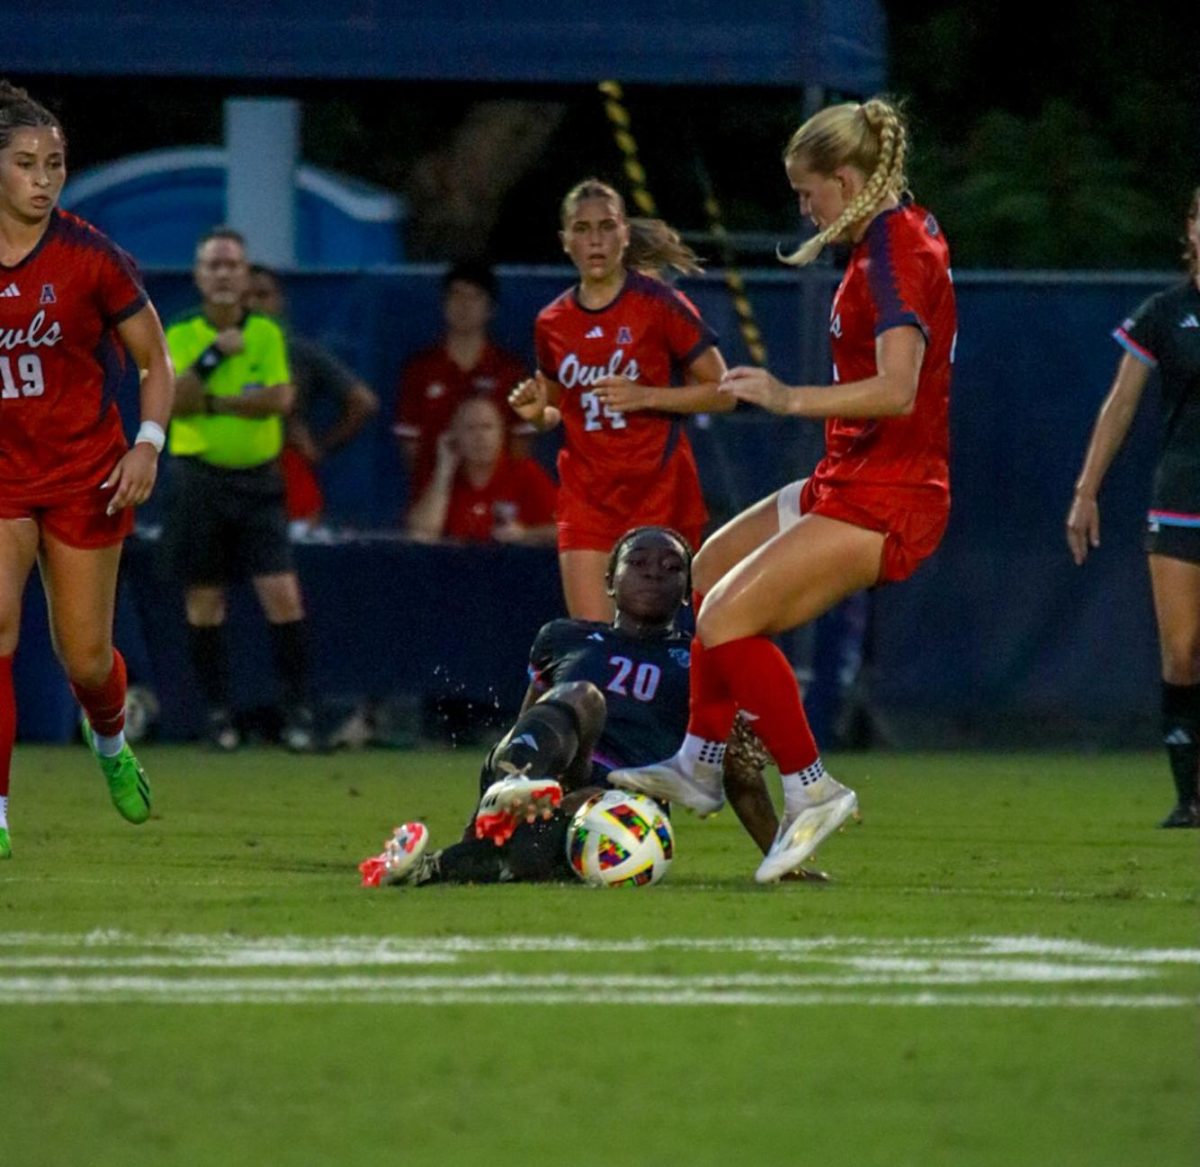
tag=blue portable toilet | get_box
[61,147,405,268]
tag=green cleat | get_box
[82,720,152,825]
[0,826,10,859]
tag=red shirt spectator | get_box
[407,396,556,546]
[393,262,529,498]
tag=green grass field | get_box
[2,744,1197,1167]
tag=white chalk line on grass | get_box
[0,933,1196,1007]
[3,931,1199,963]
[0,975,1192,1009]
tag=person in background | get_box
[393,261,530,506]
[508,179,732,621]
[164,227,315,752]
[610,98,956,883]
[244,264,379,529]
[406,396,556,546]
[0,81,172,857]
[1067,187,1200,828]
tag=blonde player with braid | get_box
[610,97,957,881]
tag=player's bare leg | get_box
[0,519,41,857]
[1149,553,1200,827]
[559,549,614,622]
[40,533,150,824]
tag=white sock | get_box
[0,794,7,829]
[781,758,832,812]
[679,733,725,774]
[94,730,126,758]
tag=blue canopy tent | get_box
[10,1,886,91]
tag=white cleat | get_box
[382,822,432,884]
[755,783,858,883]
[608,756,725,817]
[474,775,563,844]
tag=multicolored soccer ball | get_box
[565,790,675,887]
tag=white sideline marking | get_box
[1,933,1195,1007]
[0,976,1191,1009]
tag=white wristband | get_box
[135,420,166,454]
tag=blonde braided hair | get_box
[780,97,909,267]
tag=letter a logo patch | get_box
[617,326,632,344]
[40,284,56,304]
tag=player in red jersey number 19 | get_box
[0,82,174,859]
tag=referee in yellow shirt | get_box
[165,227,314,751]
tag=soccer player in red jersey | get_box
[508,180,732,620]
[610,98,957,881]
[0,82,173,858]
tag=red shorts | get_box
[790,478,947,583]
[0,488,134,549]
[280,446,324,521]
[557,510,705,556]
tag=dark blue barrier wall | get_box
[16,268,1173,746]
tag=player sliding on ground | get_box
[359,527,825,886]
[609,97,957,881]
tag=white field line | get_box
[0,933,1196,1007]
[0,975,1192,1009]
[2,932,1198,963]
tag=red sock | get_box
[70,650,127,738]
[706,637,819,773]
[686,636,738,743]
[0,655,14,799]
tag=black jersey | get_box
[1114,280,1200,519]
[528,619,691,774]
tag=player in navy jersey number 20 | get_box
[612,98,957,882]
[1067,189,1200,828]
[359,527,823,886]
[508,179,733,621]
[0,82,174,859]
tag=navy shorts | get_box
[162,456,294,586]
[1144,518,1200,566]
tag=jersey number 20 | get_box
[607,655,661,702]
[0,355,45,398]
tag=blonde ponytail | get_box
[780,97,908,267]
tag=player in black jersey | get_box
[1067,188,1200,827]
[359,526,823,885]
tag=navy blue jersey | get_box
[1114,280,1200,519]
[528,619,691,774]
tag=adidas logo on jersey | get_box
[1164,728,1194,746]
[585,326,604,339]
[0,282,19,298]
[1179,314,1199,329]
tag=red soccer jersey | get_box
[534,270,717,539]
[813,199,956,509]
[443,455,557,542]
[393,340,528,494]
[0,210,146,507]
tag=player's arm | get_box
[508,371,562,431]
[1066,352,1152,565]
[720,325,926,418]
[102,303,174,513]
[592,346,735,415]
